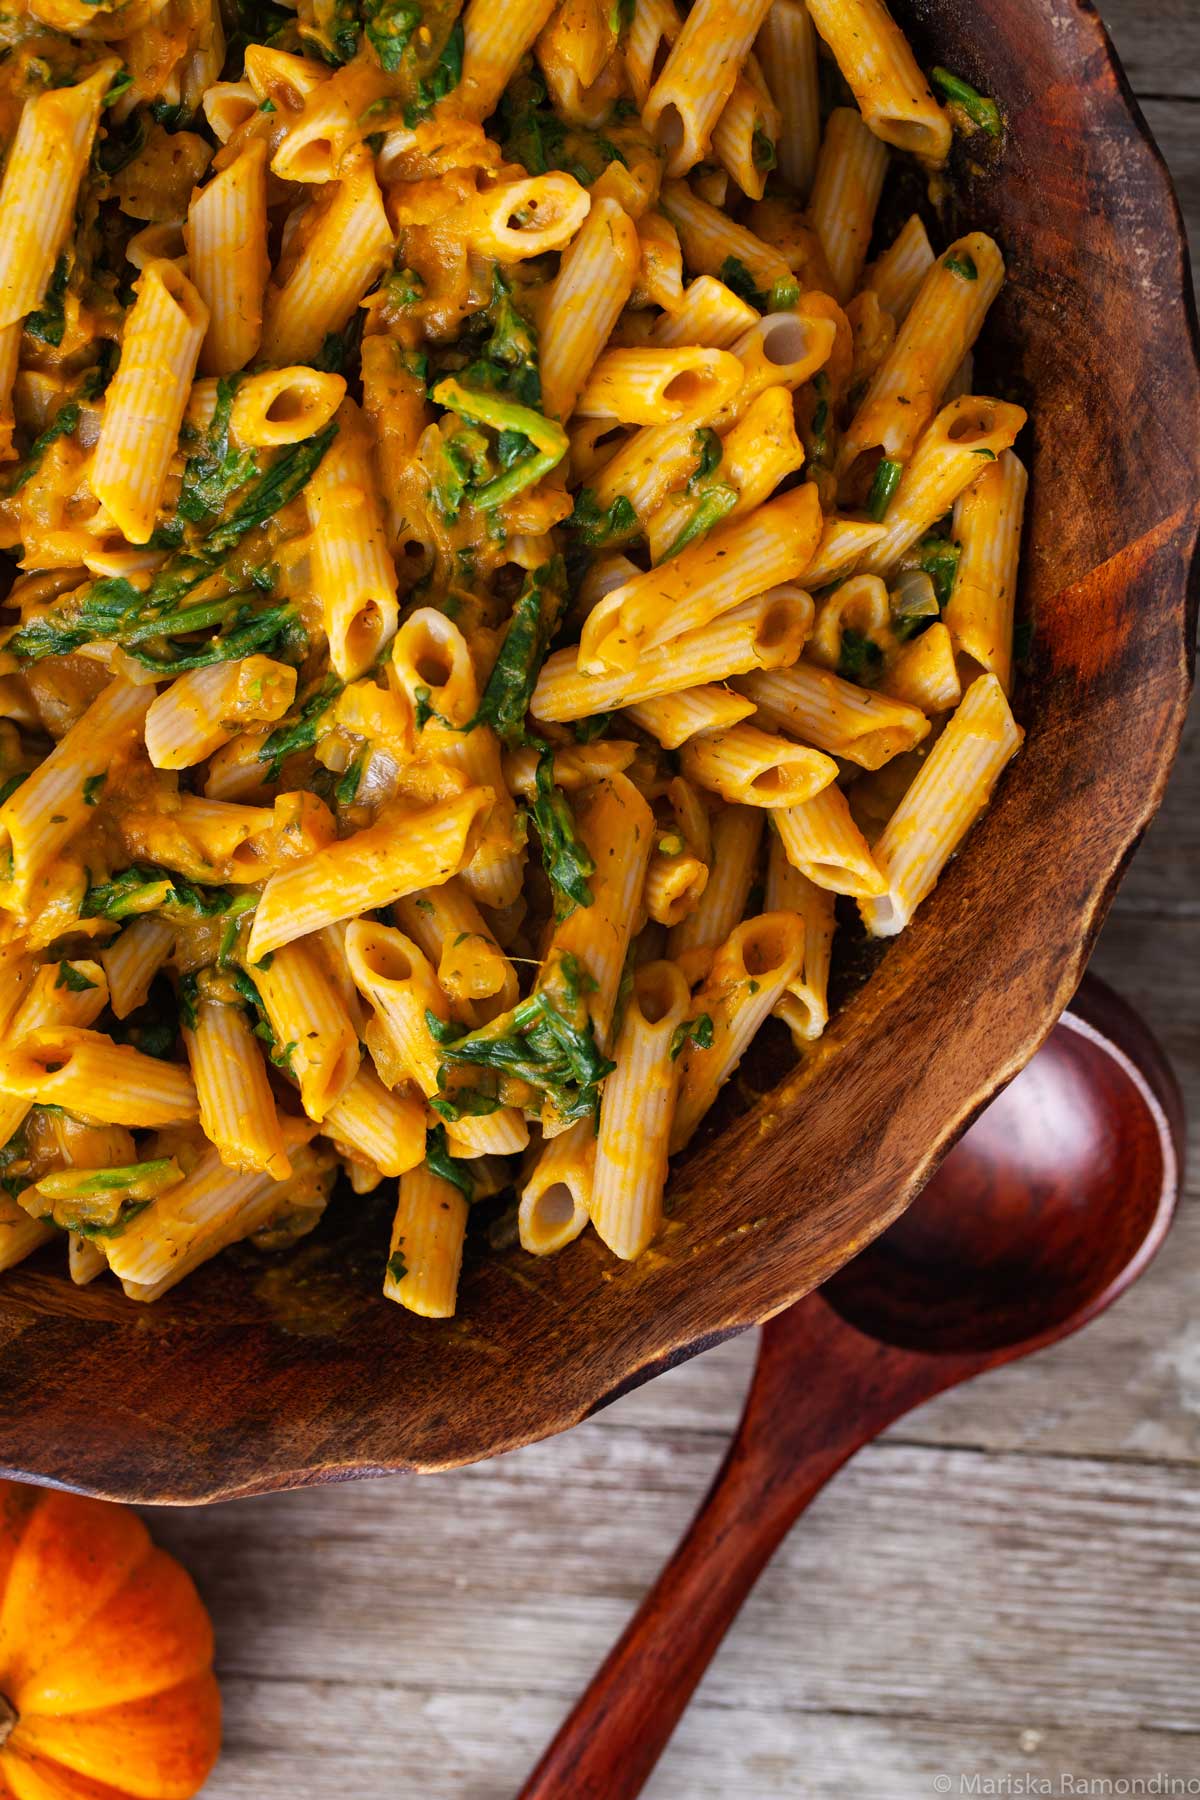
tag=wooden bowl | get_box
[0,0,1196,1504]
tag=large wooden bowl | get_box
[0,0,1196,1504]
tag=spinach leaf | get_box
[669,1013,713,1061]
[202,420,338,555]
[930,67,1002,138]
[472,557,565,746]
[363,0,421,71]
[424,1123,475,1199]
[177,376,256,525]
[529,748,595,916]
[567,488,638,545]
[258,674,344,781]
[25,254,70,347]
[429,951,613,1125]
[404,17,463,125]
[837,627,884,685]
[3,403,80,497]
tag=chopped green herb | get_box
[203,420,338,555]
[386,265,425,309]
[313,312,363,375]
[662,483,738,559]
[472,557,566,746]
[363,0,420,70]
[573,712,613,743]
[258,674,344,781]
[82,774,106,807]
[335,748,367,807]
[3,403,81,496]
[916,536,961,607]
[944,251,978,281]
[24,254,70,347]
[56,962,97,993]
[103,71,134,107]
[687,428,723,492]
[930,66,1002,138]
[568,488,638,545]
[867,457,903,522]
[752,127,777,171]
[425,1123,474,1200]
[530,748,595,917]
[838,627,885,685]
[175,376,257,528]
[83,867,254,923]
[404,16,463,125]
[386,1248,408,1283]
[429,1086,502,1122]
[428,951,613,1125]
[669,1013,713,1061]
[718,255,763,308]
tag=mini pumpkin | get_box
[0,1480,220,1800]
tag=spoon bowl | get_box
[824,977,1182,1355]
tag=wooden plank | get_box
[1100,0,1200,101]
[208,1681,1200,1800]
[1107,705,1199,918]
[151,1440,1200,1799]
[1137,98,1200,248]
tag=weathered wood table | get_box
[150,9,1200,1793]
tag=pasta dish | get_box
[0,0,1027,1316]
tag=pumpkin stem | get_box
[0,1694,15,1748]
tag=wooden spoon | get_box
[517,972,1184,1800]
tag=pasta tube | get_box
[305,399,399,680]
[246,788,491,960]
[860,674,1024,937]
[185,139,270,376]
[384,1161,469,1318]
[0,63,117,330]
[519,1118,595,1255]
[184,998,292,1179]
[0,1029,198,1128]
[670,911,806,1151]
[532,587,813,721]
[734,660,931,768]
[944,449,1028,692]
[591,960,691,1259]
[90,262,210,544]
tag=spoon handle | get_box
[515,1309,942,1800]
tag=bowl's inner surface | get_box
[0,0,1195,1500]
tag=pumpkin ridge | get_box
[2,1741,145,1800]
[0,1493,153,1698]
[0,1487,42,1654]
[14,1540,158,1695]
[11,1671,221,1800]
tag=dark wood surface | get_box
[0,0,1196,1505]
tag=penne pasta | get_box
[591,960,691,1258]
[90,262,210,544]
[860,674,1024,936]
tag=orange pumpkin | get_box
[0,1481,220,1800]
